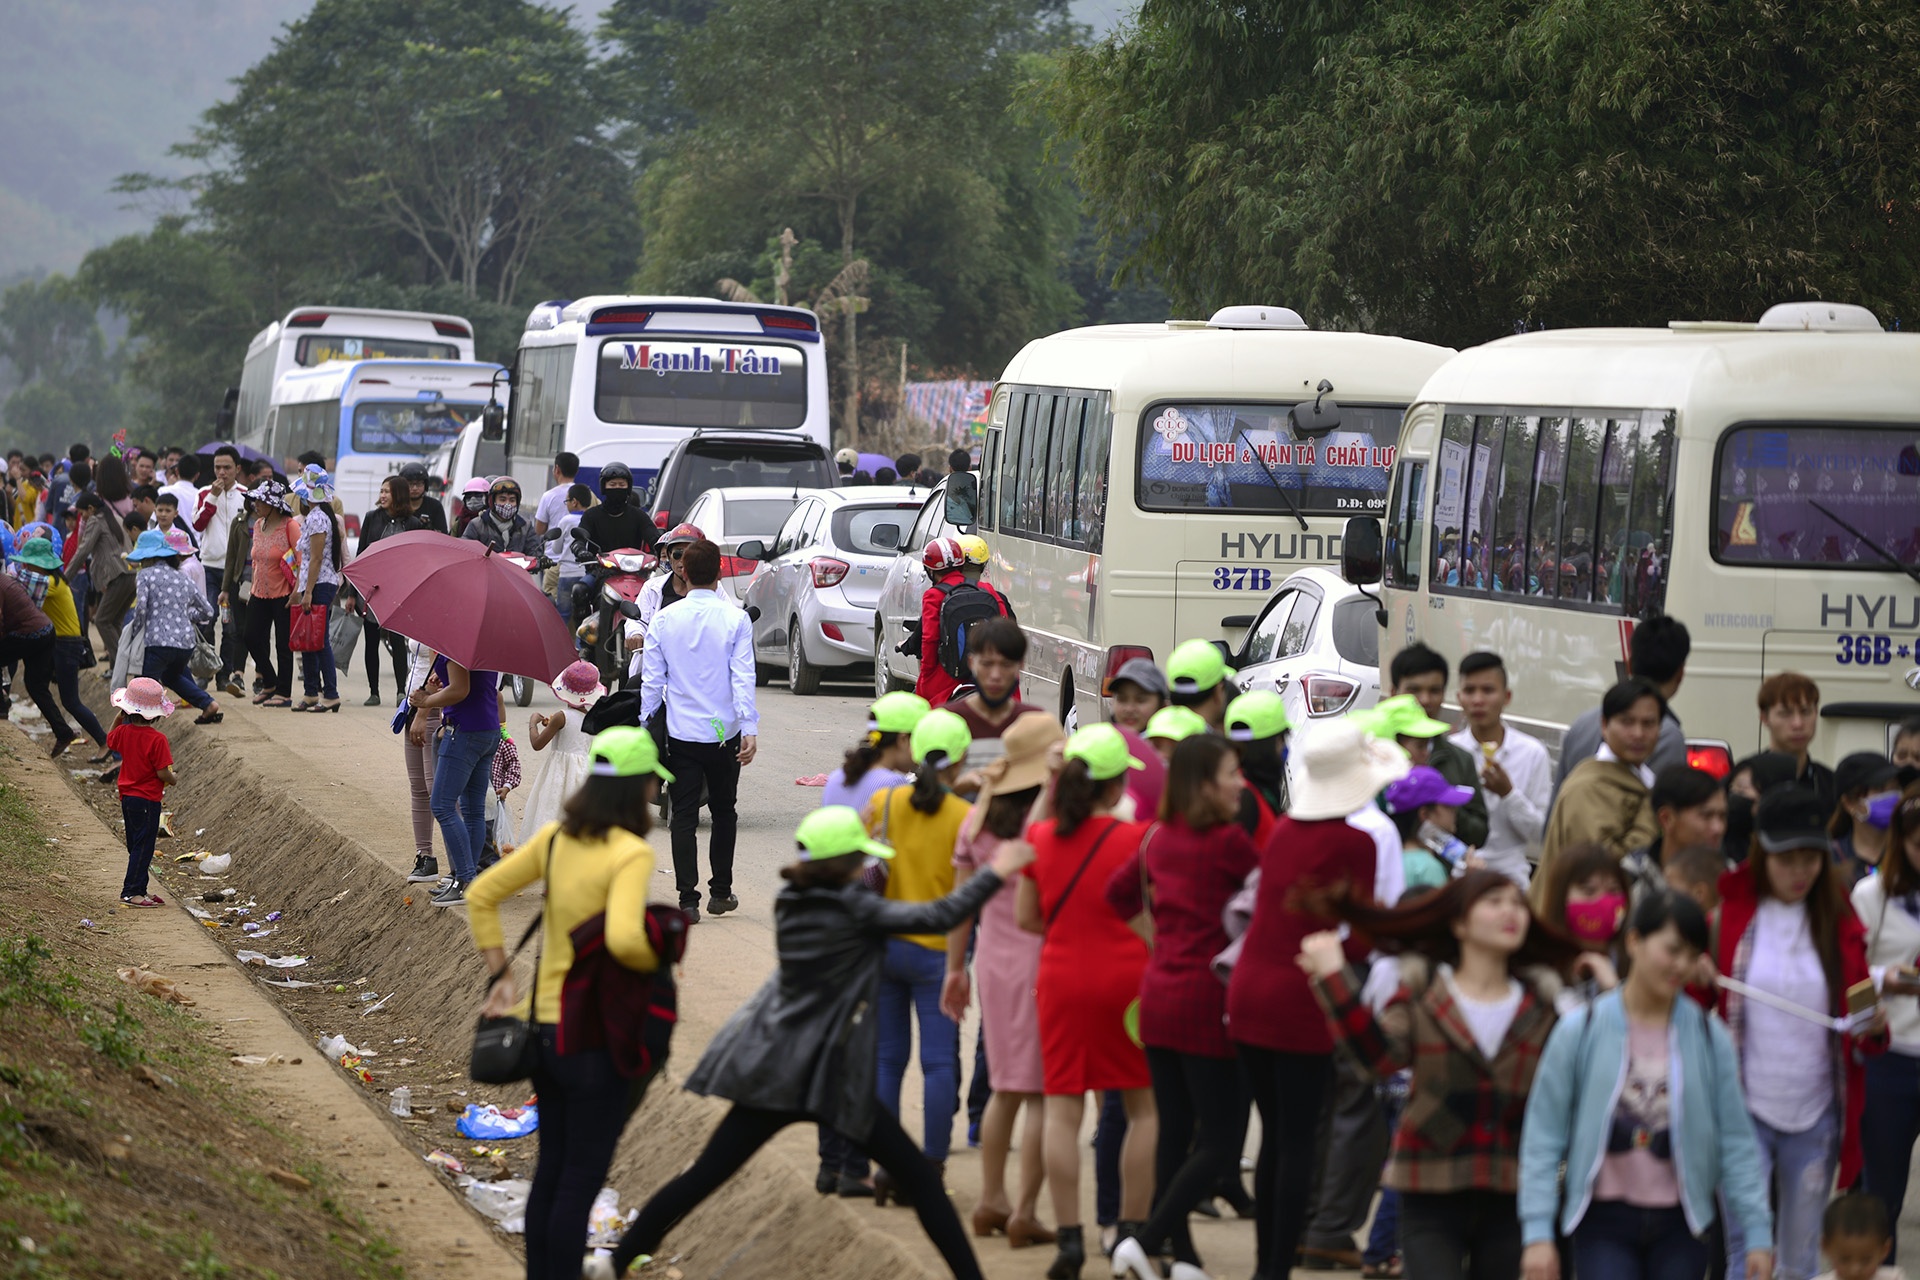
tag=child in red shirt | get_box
[107,677,178,907]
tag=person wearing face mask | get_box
[1851,784,1920,1256]
[576,461,657,558]
[1536,679,1663,901]
[1535,843,1632,989]
[1718,785,1888,1280]
[461,477,543,556]
[1724,751,1804,865]
[454,477,491,536]
[1831,753,1905,885]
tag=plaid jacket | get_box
[1313,957,1559,1193]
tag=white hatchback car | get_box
[871,476,974,697]
[1229,567,1383,726]
[740,487,926,695]
[678,485,809,609]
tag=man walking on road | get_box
[640,539,757,924]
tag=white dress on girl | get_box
[519,711,593,834]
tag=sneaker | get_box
[707,892,739,916]
[680,901,702,925]
[224,677,246,698]
[430,880,467,908]
[364,692,381,706]
[406,855,440,883]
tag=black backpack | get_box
[935,581,1008,679]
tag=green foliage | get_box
[77,1002,144,1069]
[1048,0,1920,342]
[0,277,128,455]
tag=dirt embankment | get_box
[65,677,938,1280]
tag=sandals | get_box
[259,697,291,708]
[292,700,317,712]
[88,749,116,765]
[252,689,274,704]
[49,737,74,759]
[120,894,166,908]
[306,699,341,713]
[194,709,224,725]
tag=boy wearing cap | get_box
[1449,652,1549,885]
[1385,644,1489,847]
[109,678,178,907]
[1165,639,1230,731]
[1144,706,1208,763]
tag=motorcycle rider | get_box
[461,477,543,556]
[454,477,492,537]
[577,462,658,559]
[626,522,704,682]
[397,461,450,534]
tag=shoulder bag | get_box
[1125,822,1161,945]
[1044,818,1122,929]
[469,830,561,1085]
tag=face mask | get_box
[1725,793,1756,856]
[492,499,518,521]
[1869,792,1901,830]
[601,488,630,513]
[1565,894,1627,946]
[464,495,485,513]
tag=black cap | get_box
[1755,784,1831,854]
[1835,751,1900,799]
[398,462,428,481]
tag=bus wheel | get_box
[788,619,822,696]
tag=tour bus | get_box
[494,295,832,496]
[1340,301,1920,770]
[234,307,476,445]
[265,359,507,532]
[972,307,1455,726]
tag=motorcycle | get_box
[560,529,653,691]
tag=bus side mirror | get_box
[480,400,506,443]
[1341,517,1383,586]
[1289,378,1341,438]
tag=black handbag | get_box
[469,832,559,1085]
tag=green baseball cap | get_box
[868,690,932,735]
[1065,723,1147,780]
[588,726,676,781]
[1165,639,1229,695]
[910,708,973,766]
[1225,689,1292,742]
[1350,694,1451,740]
[1144,705,1209,743]
[797,806,894,861]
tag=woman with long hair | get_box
[1534,842,1632,961]
[1298,870,1588,1280]
[1831,752,1905,885]
[946,713,1065,1246]
[599,807,1034,1280]
[290,465,344,711]
[242,479,297,707]
[351,474,425,705]
[1519,890,1773,1280]
[93,454,132,516]
[1537,679,1663,890]
[1107,735,1260,1280]
[466,727,674,1280]
[1718,783,1887,1280]
[1851,782,1920,1256]
[1015,724,1155,1279]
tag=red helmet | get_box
[922,536,966,571]
[658,522,705,548]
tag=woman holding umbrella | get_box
[409,650,503,908]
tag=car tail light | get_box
[821,621,846,642]
[1303,674,1359,717]
[343,514,361,539]
[1100,644,1154,695]
[1686,741,1734,780]
[654,510,672,528]
[719,555,757,578]
[287,312,328,327]
[810,558,849,589]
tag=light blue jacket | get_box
[1518,989,1772,1247]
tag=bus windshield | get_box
[352,401,483,454]
[1715,423,1920,568]
[297,336,460,366]
[595,339,808,429]
[1134,402,1401,516]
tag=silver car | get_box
[1229,567,1383,725]
[740,487,926,695]
[678,485,809,609]
[871,476,973,697]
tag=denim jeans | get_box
[141,643,213,711]
[299,581,338,699]
[1863,1051,1920,1261]
[1400,1189,1521,1280]
[1725,1106,1837,1280]
[876,936,960,1161]
[1575,1201,1710,1280]
[120,795,163,898]
[430,725,499,883]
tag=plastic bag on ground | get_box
[587,1187,636,1247]
[456,1103,539,1140]
[467,1177,531,1232]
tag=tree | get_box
[0,275,129,455]
[1047,0,1920,343]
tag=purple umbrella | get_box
[856,451,896,475]
[197,439,270,462]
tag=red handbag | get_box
[289,603,329,653]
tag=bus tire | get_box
[788,619,822,696]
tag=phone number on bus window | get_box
[1835,634,1916,665]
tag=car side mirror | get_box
[735,539,766,561]
[1340,516,1383,586]
[746,605,762,622]
[1211,638,1239,671]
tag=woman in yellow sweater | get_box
[468,726,670,1280]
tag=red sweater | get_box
[1226,815,1377,1053]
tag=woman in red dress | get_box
[1017,724,1155,1279]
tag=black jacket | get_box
[460,512,543,557]
[684,871,1002,1139]
[578,503,657,557]
[357,508,427,555]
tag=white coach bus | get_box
[1339,302,1920,770]
[972,307,1454,726]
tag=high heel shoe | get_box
[1111,1236,1159,1280]
[1047,1226,1086,1280]
[971,1205,1011,1238]
[872,1168,905,1208]
[309,698,341,712]
[1006,1213,1058,1249]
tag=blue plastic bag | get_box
[456,1103,539,1140]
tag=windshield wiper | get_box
[1810,500,1920,587]
[1234,426,1308,531]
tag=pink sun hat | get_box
[111,677,176,719]
[550,660,607,711]
[163,529,196,558]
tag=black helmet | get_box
[599,461,633,486]
[398,461,428,482]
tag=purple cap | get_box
[1383,765,1474,814]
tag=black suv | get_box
[645,431,838,528]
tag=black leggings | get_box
[52,638,108,745]
[525,1029,651,1280]
[1141,1047,1249,1266]
[1237,1044,1332,1280]
[244,594,292,697]
[612,1105,980,1278]
[359,618,407,697]
[1399,1189,1521,1280]
[0,629,72,743]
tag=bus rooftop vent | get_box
[1205,306,1308,331]
[1755,302,1883,332]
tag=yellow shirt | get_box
[864,785,968,951]
[466,821,658,1024]
[42,578,79,638]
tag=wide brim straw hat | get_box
[110,677,176,719]
[550,660,607,710]
[1288,719,1411,821]
[988,713,1067,796]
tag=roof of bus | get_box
[270,359,505,405]
[523,295,822,338]
[1413,327,1920,426]
[997,323,1456,406]
[247,306,476,356]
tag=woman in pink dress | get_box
[946,714,1065,1249]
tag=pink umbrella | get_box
[341,530,575,681]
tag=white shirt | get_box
[1743,898,1834,1133]
[640,588,759,743]
[194,483,246,566]
[1449,723,1552,885]
[1595,742,1656,788]
[534,482,570,531]
[1441,965,1524,1060]
[552,511,586,578]
[1853,875,1920,1057]
[163,478,200,516]
[1345,800,1406,909]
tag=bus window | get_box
[979,428,1000,532]
[593,340,806,430]
[1622,417,1672,616]
[1383,460,1427,590]
[1594,417,1642,605]
[997,395,1026,529]
[1530,416,1570,595]
[1432,413,1472,585]
[1460,414,1502,590]
[1047,396,1082,539]
[1558,417,1604,602]
[1076,394,1110,553]
[352,402,477,454]
[1135,402,1401,516]
[1491,414,1537,595]
[1714,423,1920,568]
[298,335,457,366]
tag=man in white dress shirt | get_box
[640,539,758,924]
[1449,651,1552,886]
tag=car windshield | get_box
[350,401,481,453]
[831,503,919,556]
[725,497,803,537]
[1715,423,1920,568]
[1135,402,1403,516]
[679,452,830,506]
[596,339,808,429]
